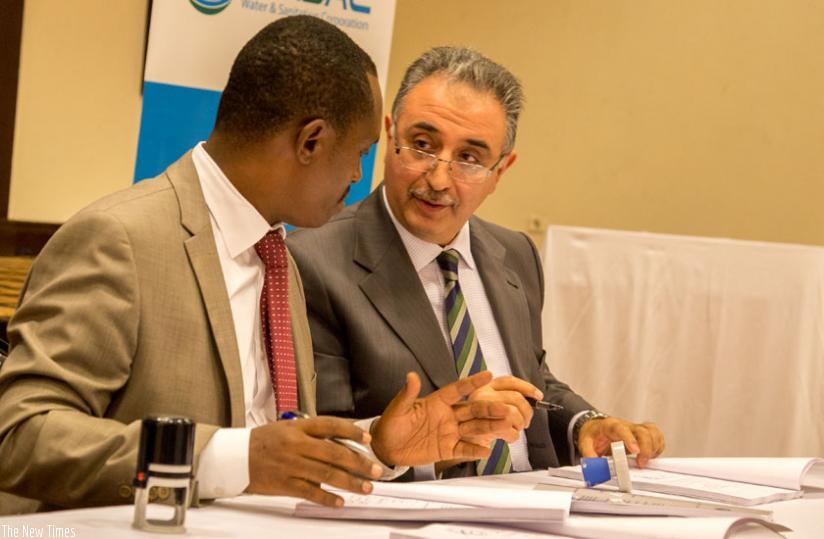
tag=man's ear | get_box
[488,151,517,193]
[295,118,332,164]
[384,115,394,143]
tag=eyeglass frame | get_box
[392,144,508,184]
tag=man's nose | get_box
[424,158,452,191]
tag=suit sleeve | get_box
[520,232,594,464]
[0,211,217,508]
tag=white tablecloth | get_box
[1,471,821,538]
[542,226,824,458]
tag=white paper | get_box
[642,457,824,490]
[392,518,789,539]
[294,492,566,523]
[371,481,571,514]
[547,465,802,505]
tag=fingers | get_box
[491,389,535,428]
[300,415,371,445]
[577,416,666,469]
[449,439,494,461]
[631,422,665,468]
[488,375,543,401]
[609,421,640,456]
[433,371,493,405]
[382,371,422,419]
[577,417,633,458]
[578,432,597,458]
[247,420,382,505]
[452,399,510,422]
[458,417,520,443]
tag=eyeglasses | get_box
[393,146,506,184]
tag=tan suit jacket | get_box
[287,188,593,478]
[0,152,316,512]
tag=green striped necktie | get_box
[436,249,512,475]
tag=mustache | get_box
[409,187,457,207]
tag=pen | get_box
[526,397,564,411]
[279,410,372,457]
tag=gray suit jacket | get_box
[0,152,316,512]
[287,188,592,476]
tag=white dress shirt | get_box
[192,142,275,498]
[192,145,404,498]
[381,187,532,474]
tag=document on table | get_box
[294,483,570,523]
[640,457,824,490]
[546,460,805,505]
[563,485,774,519]
[390,518,790,539]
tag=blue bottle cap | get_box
[581,457,612,487]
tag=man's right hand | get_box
[466,375,543,446]
[247,416,382,507]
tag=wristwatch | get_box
[573,410,609,446]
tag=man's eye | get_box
[457,152,481,165]
[412,140,432,151]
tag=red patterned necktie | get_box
[254,231,299,413]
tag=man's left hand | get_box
[578,417,665,468]
[370,371,515,467]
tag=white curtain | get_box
[543,226,824,457]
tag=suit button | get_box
[118,484,133,499]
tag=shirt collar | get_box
[380,185,475,271]
[193,142,284,257]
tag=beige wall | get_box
[383,0,824,247]
[10,0,824,247]
[9,0,147,223]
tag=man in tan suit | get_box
[0,17,516,513]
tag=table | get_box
[0,471,821,538]
[542,226,824,458]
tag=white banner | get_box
[135,0,396,206]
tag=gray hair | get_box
[391,46,524,154]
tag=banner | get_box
[135,0,396,207]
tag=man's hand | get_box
[370,371,514,467]
[578,417,665,468]
[247,417,382,507]
[466,375,544,446]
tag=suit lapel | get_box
[165,153,246,427]
[471,221,534,381]
[354,192,458,389]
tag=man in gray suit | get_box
[288,47,665,479]
[0,19,517,513]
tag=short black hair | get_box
[214,15,377,144]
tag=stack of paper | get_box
[293,483,571,523]
[545,458,821,505]
[390,518,790,539]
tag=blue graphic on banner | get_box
[134,81,221,182]
[134,81,376,208]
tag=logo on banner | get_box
[298,0,371,14]
[189,0,232,15]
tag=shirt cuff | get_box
[355,416,409,480]
[196,428,251,499]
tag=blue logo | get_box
[189,0,232,15]
[299,0,371,15]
